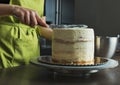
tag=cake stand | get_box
[30,56,119,76]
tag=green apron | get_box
[0,0,44,68]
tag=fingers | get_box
[19,12,25,24]
[25,11,30,25]
[24,10,38,27]
[13,6,48,27]
[36,14,49,27]
[13,6,25,24]
[30,11,37,27]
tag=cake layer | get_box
[53,28,94,41]
[52,58,94,65]
[52,51,94,62]
[52,40,94,52]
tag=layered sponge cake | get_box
[52,27,95,65]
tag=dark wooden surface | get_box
[0,54,120,85]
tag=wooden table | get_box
[0,55,120,85]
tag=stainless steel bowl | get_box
[95,36,118,58]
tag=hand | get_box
[12,5,48,27]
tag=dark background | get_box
[0,0,9,3]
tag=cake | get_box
[52,27,95,65]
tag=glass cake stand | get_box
[30,56,119,76]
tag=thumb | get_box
[36,15,49,27]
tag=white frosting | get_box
[52,28,95,64]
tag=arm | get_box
[0,4,13,16]
[0,4,48,27]
[0,4,52,40]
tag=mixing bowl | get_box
[95,36,118,58]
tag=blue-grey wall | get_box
[45,0,56,24]
[75,0,120,36]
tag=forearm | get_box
[0,4,14,16]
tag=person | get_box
[0,0,53,68]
